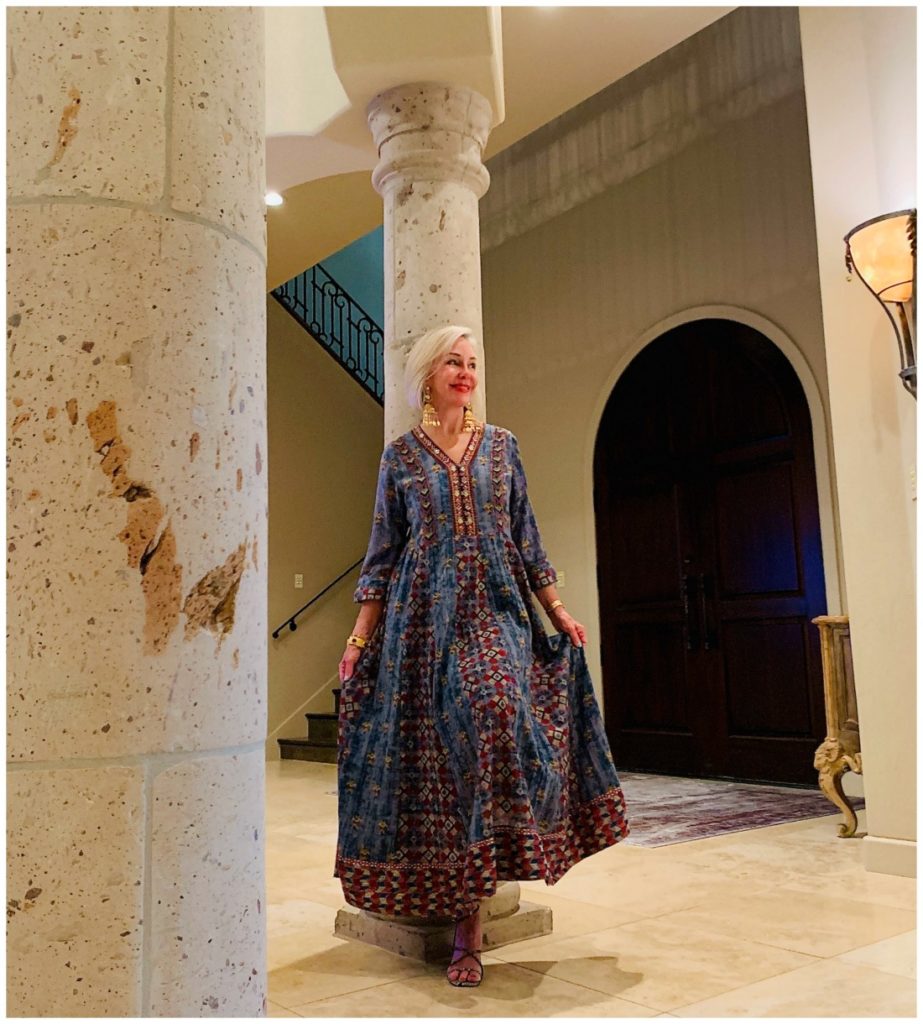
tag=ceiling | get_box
[266,6,733,290]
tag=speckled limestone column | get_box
[368,83,492,442]
[7,8,267,1017]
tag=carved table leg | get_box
[814,737,859,838]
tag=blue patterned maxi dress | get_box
[335,422,629,919]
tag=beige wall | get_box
[799,6,916,875]
[481,11,840,726]
[266,298,383,757]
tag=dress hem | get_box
[334,784,630,920]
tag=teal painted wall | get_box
[320,225,384,327]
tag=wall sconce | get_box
[844,209,917,399]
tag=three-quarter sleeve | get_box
[353,446,408,603]
[508,433,558,592]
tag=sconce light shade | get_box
[845,210,915,301]
[845,208,917,398]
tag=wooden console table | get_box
[812,615,863,837]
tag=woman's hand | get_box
[550,607,587,648]
[339,644,363,682]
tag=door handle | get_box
[698,572,717,650]
[681,573,699,651]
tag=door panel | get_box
[594,319,827,784]
[710,351,789,448]
[617,622,691,733]
[722,619,816,736]
[714,462,801,595]
[609,484,682,602]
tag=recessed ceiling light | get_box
[265,191,284,207]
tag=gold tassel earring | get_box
[422,385,440,428]
[462,404,477,431]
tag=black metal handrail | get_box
[272,264,384,404]
[272,557,364,639]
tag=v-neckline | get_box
[412,423,484,470]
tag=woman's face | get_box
[426,336,479,412]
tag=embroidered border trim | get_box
[490,427,510,531]
[528,565,558,590]
[335,784,630,920]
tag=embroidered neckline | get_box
[412,423,484,470]
[411,424,484,537]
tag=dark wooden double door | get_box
[594,320,827,785]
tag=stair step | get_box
[278,737,337,764]
[305,712,338,744]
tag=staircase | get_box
[278,688,341,762]
[272,251,386,765]
[272,262,384,405]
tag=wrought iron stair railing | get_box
[272,264,384,404]
[272,556,365,639]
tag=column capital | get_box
[368,82,492,199]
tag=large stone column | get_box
[334,81,552,957]
[368,82,492,441]
[7,8,268,1015]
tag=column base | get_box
[333,882,553,962]
[862,834,916,878]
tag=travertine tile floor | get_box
[266,760,916,1018]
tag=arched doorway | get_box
[593,319,827,785]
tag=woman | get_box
[336,326,629,988]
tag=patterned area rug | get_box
[619,771,864,847]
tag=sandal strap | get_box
[450,947,482,960]
[450,914,483,977]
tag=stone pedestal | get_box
[368,82,493,441]
[7,8,267,1016]
[333,882,553,962]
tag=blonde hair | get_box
[403,325,481,411]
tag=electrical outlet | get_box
[911,465,917,501]
[557,570,566,588]
[294,574,304,589]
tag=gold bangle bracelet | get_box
[346,634,368,649]
[547,599,565,614]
